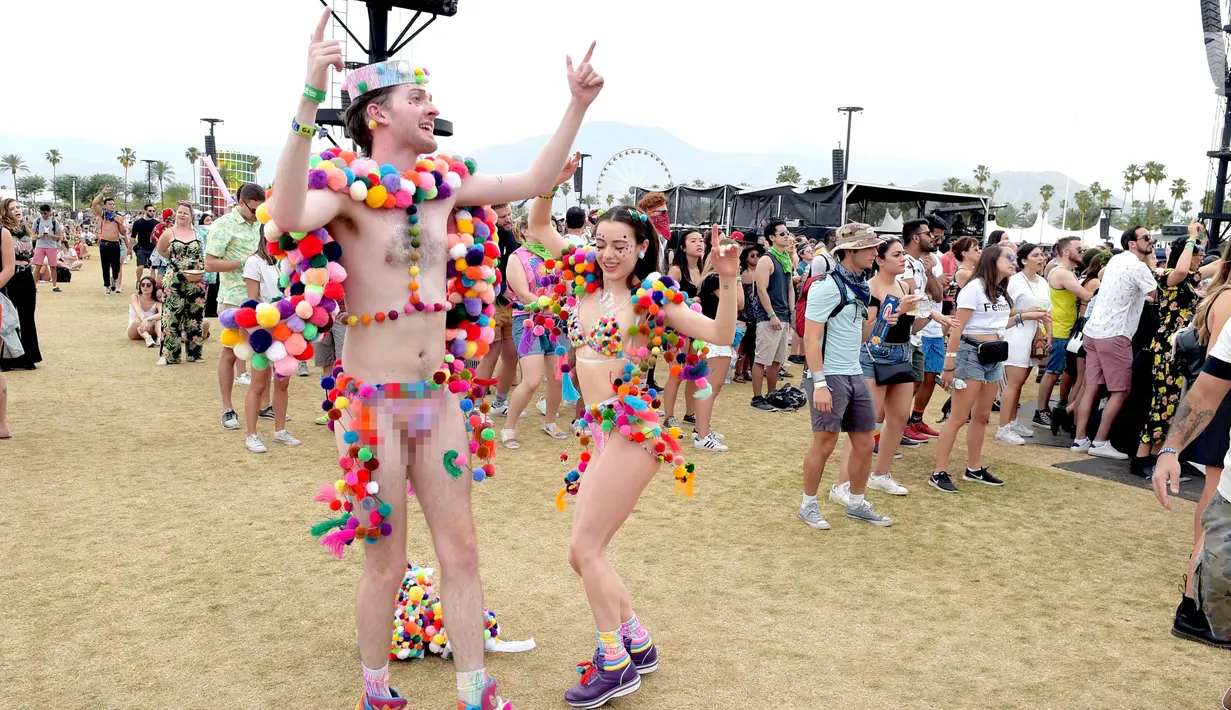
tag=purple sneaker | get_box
[564,648,642,709]
[624,636,658,675]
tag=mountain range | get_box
[0,123,1120,211]
[911,171,1127,210]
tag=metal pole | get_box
[1209,73,1231,252]
[837,107,863,179]
[1061,174,1071,230]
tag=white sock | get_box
[801,493,817,508]
[848,492,865,506]
[1092,440,1108,447]
[1074,438,1090,445]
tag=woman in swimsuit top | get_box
[559,206,739,705]
[661,229,705,425]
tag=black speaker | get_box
[393,0,458,15]
[1100,216,1110,239]
[832,149,845,184]
[573,163,584,194]
[205,135,216,159]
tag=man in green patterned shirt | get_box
[204,183,266,430]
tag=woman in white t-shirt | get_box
[997,243,1053,445]
[929,245,1045,493]
[242,235,300,454]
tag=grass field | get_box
[1,253,1225,709]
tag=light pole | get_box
[837,106,864,178]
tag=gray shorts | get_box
[1196,491,1231,638]
[803,373,876,433]
[911,341,925,382]
[754,321,790,366]
[954,340,1005,384]
[314,322,348,367]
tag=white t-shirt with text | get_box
[956,278,1011,336]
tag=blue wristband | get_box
[1158,447,1179,458]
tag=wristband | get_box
[1158,447,1179,458]
[945,352,957,358]
[291,118,325,139]
[302,83,327,103]
[944,368,955,372]
[813,380,828,390]
[538,185,561,200]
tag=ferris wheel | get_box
[594,148,674,205]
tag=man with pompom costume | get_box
[263,10,605,710]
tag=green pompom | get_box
[358,447,373,461]
[442,450,463,480]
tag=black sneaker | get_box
[259,405,276,420]
[962,467,1004,486]
[779,367,792,379]
[1032,408,1053,429]
[929,471,959,493]
[1172,595,1231,649]
[751,395,779,412]
[787,354,806,364]
[991,399,1001,413]
[683,413,696,425]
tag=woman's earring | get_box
[638,251,646,259]
[368,119,378,130]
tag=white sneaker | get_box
[693,432,729,452]
[1012,420,1033,438]
[297,361,310,377]
[156,357,167,366]
[536,396,547,416]
[490,399,509,416]
[868,473,909,495]
[234,373,252,387]
[709,429,726,442]
[829,481,851,507]
[273,429,302,447]
[996,425,1025,445]
[144,335,156,347]
[1089,442,1129,460]
[246,434,267,453]
[1071,438,1091,454]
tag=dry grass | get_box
[1,254,1226,710]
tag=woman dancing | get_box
[155,202,206,365]
[690,237,743,451]
[558,208,737,707]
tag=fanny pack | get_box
[962,336,1009,365]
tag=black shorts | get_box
[135,245,154,267]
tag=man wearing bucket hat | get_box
[798,223,895,529]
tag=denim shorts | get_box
[1045,338,1069,375]
[512,315,554,357]
[954,340,1004,383]
[860,342,910,381]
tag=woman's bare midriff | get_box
[329,200,452,385]
[575,353,627,406]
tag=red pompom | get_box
[297,343,314,361]
[235,307,258,329]
[297,235,323,258]
[323,281,344,300]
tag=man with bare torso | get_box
[90,186,130,294]
[267,10,604,710]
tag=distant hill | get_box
[912,170,1126,210]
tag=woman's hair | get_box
[512,216,529,244]
[593,205,662,289]
[1016,242,1041,270]
[0,198,22,232]
[175,201,195,223]
[1195,253,1231,344]
[1082,250,1107,279]
[701,237,739,282]
[950,236,978,264]
[973,244,1014,307]
[137,275,157,292]
[671,230,703,276]
[870,237,903,276]
[1166,240,1202,270]
[987,229,1006,248]
[255,226,275,265]
[741,244,764,269]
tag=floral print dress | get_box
[1141,268,1199,445]
[160,238,206,364]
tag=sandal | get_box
[501,429,521,450]
[542,422,568,440]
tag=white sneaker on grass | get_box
[693,432,729,452]
[995,425,1025,445]
[1071,438,1091,454]
[1012,420,1033,438]
[234,372,252,387]
[246,434,267,453]
[273,429,301,447]
[868,473,909,495]
[829,481,851,507]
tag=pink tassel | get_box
[314,483,337,503]
[320,529,355,559]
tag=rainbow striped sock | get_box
[621,613,650,646]
[598,630,629,671]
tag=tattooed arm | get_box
[1153,371,1231,509]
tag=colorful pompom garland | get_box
[391,564,501,661]
[218,217,343,379]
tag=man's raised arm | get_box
[268,9,346,233]
[458,43,604,207]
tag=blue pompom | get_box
[321,376,336,390]
[343,430,359,444]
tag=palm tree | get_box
[185,147,201,203]
[1124,164,1142,208]
[1074,189,1094,230]
[989,178,1001,204]
[605,194,615,207]
[560,181,571,206]
[1169,178,1189,217]
[45,149,62,205]
[118,148,137,209]
[1020,202,1034,228]
[1180,200,1194,220]
[1143,161,1167,226]
[973,165,990,192]
[151,161,175,205]
[942,177,962,192]
[1,154,29,199]
[1039,184,1055,223]
[250,156,262,181]
[818,177,831,186]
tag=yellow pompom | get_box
[255,303,280,328]
[335,396,350,410]
[255,203,270,224]
[365,185,388,208]
[335,480,346,493]
[410,265,420,277]
[457,219,474,235]
[219,328,242,347]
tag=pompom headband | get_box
[343,60,429,100]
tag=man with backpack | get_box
[798,223,894,530]
[32,205,64,292]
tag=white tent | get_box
[987,210,1111,247]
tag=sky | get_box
[2,0,1224,198]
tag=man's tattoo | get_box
[1168,399,1214,451]
[495,175,504,184]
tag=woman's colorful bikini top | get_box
[566,292,628,359]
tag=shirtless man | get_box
[267,11,603,710]
[90,186,130,294]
